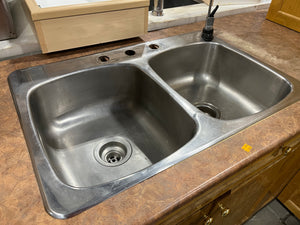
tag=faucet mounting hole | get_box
[125,50,136,56]
[98,56,110,62]
[149,44,159,49]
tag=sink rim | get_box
[7,31,300,219]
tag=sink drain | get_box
[94,137,132,167]
[105,151,123,164]
[194,102,221,119]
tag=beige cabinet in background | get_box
[24,0,149,53]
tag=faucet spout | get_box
[152,0,164,16]
[202,0,219,41]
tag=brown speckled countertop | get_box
[0,10,300,225]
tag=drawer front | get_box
[34,7,148,53]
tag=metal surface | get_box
[152,0,164,16]
[204,216,214,225]
[218,203,230,217]
[202,0,219,41]
[94,136,133,167]
[0,0,16,40]
[203,0,218,30]
[148,42,292,120]
[28,64,196,187]
[8,31,300,219]
[150,0,200,16]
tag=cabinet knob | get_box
[218,203,230,217]
[203,216,213,225]
[282,146,292,155]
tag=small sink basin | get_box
[149,43,292,120]
[8,31,300,219]
[29,64,196,187]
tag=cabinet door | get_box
[267,0,300,32]
[278,171,300,219]
[157,136,300,225]
[220,143,300,225]
[179,147,299,225]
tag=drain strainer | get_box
[94,137,132,167]
[194,102,221,119]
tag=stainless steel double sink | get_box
[8,31,300,218]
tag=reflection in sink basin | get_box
[149,43,292,120]
[8,31,300,218]
[29,64,196,187]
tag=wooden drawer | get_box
[24,0,149,53]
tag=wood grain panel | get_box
[281,0,300,17]
[278,170,300,219]
[34,7,147,53]
[267,0,300,32]
[25,0,149,20]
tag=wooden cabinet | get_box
[266,0,300,32]
[178,192,230,225]
[24,0,149,53]
[220,141,300,225]
[157,135,300,225]
[278,171,300,219]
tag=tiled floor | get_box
[244,199,300,225]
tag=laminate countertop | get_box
[0,10,299,225]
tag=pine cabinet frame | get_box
[266,0,300,32]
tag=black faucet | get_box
[202,0,219,41]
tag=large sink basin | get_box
[8,32,300,218]
[149,43,292,120]
[29,64,196,187]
